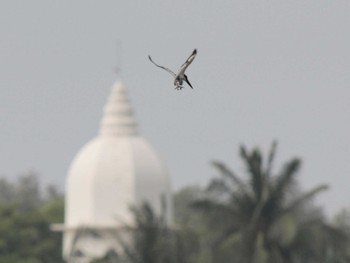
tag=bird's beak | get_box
[185,75,193,89]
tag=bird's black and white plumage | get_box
[148,49,197,90]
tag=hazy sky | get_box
[1,0,349,216]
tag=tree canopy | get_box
[191,143,348,263]
[2,143,350,263]
[0,173,64,263]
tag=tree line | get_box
[1,143,350,263]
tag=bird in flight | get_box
[148,49,197,90]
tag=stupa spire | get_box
[99,81,138,136]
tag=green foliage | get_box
[0,174,64,263]
[39,195,64,223]
[0,204,63,263]
[15,173,42,212]
[173,186,213,263]
[2,144,349,263]
[193,142,333,263]
[0,173,41,211]
[117,202,177,263]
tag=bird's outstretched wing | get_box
[148,55,176,77]
[178,49,197,75]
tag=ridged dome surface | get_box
[99,81,138,137]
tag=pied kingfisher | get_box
[148,49,197,90]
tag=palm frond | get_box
[211,160,254,207]
[230,191,255,220]
[211,161,247,191]
[273,159,301,199]
[265,159,301,218]
[265,140,277,178]
[191,199,242,230]
[240,146,266,201]
[191,199,237,216]
[286,184,329,213]
[249,184,270,228]
[206,178,231,195]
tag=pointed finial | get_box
[99,81,138,137]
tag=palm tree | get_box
[117,202,178,263]
[193,142,329,263]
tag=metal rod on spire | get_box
[113,39,123,76]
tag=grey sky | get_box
[1,0,349,216]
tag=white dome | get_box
[63,81,172,259]
[66,136,170,227]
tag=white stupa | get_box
[61,80,172,262]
